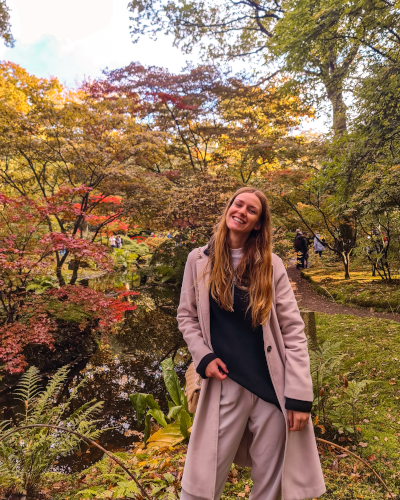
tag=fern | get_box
[0,365,105,498]
[26,275,59,294]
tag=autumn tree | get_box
[95,63,314,183]
[0,191,138,374]
[213,79,314,182]
[0,62,164,283]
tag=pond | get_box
[0,274,191,473]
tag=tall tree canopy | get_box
[128,0,400,134]
[92,62,313,181]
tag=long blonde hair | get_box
[207,187,273,328]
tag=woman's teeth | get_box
[233,217,245,224]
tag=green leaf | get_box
[147,408,169,427]
[160,268,175,283]
[145,394,161,411]
[164,473,175,485]
[151,483,168,495]
[179,409,192,439]
[144,413,152,446]
[129,393,149,424]
[146,423,186,449]
[161,358,185,406]
[167,405,182,421]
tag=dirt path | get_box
[287,266,400,323]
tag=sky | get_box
[1,0,193,86]
[0,0,328,131]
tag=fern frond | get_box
[29,365,70,423]
[64,399,103,426]
[113,480,140,497]
[14,366,41,419]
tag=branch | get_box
[316,438,394,499]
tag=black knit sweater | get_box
[196,286,312,413]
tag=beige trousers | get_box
[181,377,286,500]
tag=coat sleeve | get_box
[177,249,215,369]
[274,257,314,402]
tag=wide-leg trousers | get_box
[181,377,286,500]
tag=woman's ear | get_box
[255,221,261,231]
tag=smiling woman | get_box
[176,187,325,500]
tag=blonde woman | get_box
[177,187,325,500]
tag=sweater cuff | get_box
[196,353,217,379]
[285,398,312,413]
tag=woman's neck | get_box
[228,231,249,249]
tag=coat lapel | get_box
[195,250,212,350]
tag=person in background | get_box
[167,232,172,238]
[314,233,325,258]
[115,235,122,249]
[109,235,116,249]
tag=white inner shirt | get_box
[230,247,243,270]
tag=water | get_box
[0,276,191,473]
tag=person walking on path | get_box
[294,230,308,269]
[177,187,325,500]
[313,233,325,258]
[109,235,116,249]
[115,235,122,249]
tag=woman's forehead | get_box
[234,193,262,208]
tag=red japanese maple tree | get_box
[0,191,138,374]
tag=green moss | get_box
[302,268,400,313]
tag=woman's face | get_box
[226,192,262,235]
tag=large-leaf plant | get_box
[129,358,194,448]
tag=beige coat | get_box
[177,247,326,500]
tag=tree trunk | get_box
[69,260,80,285]
[56,266,66,287]
[326,86,347,135]
[342,253,350,279]
[80,219,89,239]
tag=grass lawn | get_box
[302,266,400,314]
[39,313,400,500]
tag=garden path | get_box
[287,266,400,324]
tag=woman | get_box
[177,187,325,500]
[314,233,325,258]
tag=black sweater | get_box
[196,287,312,413]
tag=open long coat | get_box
[177,246,326,500]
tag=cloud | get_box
[2,34,102,87]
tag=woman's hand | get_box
[288,410,310,431]
[205,358,229,380]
